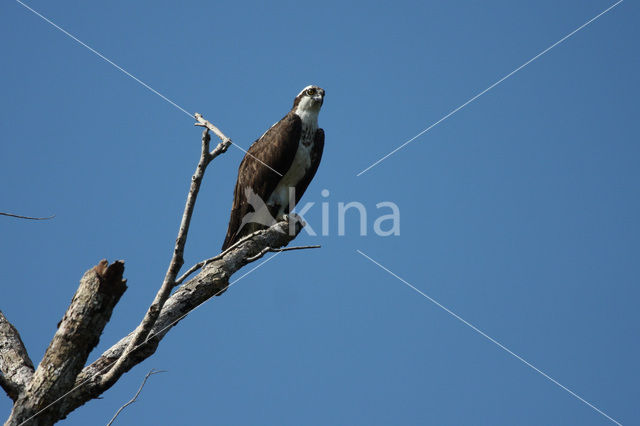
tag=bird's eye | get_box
[306,88,316,96]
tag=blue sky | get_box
[1,0,638,424]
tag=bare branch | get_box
[174,257,216,287]
[194,112,232,146]
[0,212,55,220]
[106,369,166,426]
[246,245,321,262]
[5,260,127,425]
[0,312,34,401]
[100,120,230,389]
[174,228,280,286]
[49,217,306,421]
[4,114,317,424]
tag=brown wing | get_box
[221,113,302,250]
[293,128,324,206]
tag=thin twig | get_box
[175,212,304,286]
[194,113,232,145]
[194,113,231,160]
[105,369,166,426]
[0,212,55,220]
[174,256,219,287]
[195,112,283,177]
[175,228,273,286]
[176,215,310,285]
[100,118,229,388]
[246,245,321,262]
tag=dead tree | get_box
[0,114,317,425]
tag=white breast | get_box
[267,135,313,216]
[267,109,318,217]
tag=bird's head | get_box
[292,85,325,113]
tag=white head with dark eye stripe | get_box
[292,85,325,123]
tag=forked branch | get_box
[3,112,318,426]
[46,217,307,421]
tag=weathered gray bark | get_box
[0,313,34,401]
[1,115,315,425]
[3,218,302,425]
[5,261,127,426]
[54,218,304,421]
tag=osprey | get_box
[221,85,325,250]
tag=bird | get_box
[221,85,325,250]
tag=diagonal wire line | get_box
[14,0,283,177]
[225,142,283,177]
[356,249,622,426]
[14,0,193,118]
[17,252,283,426]
[356,0,624,176]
